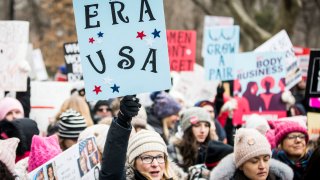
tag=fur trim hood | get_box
[210,153,293,180]
[125,161,187,180]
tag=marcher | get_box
[146,91,181,144]
[100,95,186,180]
[303,146,320,180]
[0,97,24,121]
[210,128,293,180]
[168,107,232,177]
[272,121,312,180]
[92,99,114,124]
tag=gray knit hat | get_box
[58,109,87,139]
[180,107,211,132]
[127,130,167,164]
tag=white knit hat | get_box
[234,128,271,168]
[127,130,167,164]
[0,137,20,175]
[180,107,211,132]
[244,114,270,134]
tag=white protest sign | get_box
[255,30,302,89]
[32,49,48,81]
[0,21,30,91]
[29,137,101,180]
[204,16,234,27]
[30,81,74,132]
[170,63,219,106]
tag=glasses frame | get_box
[138,155,166,164]
[286,134,306,141]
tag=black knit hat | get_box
[58,109,87,139]
[205,140,233,170]
[0,118,39,156]
[93,99,114,113]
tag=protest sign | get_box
[305,50,320,112]
[73,0,171,101]
[170,64,219,106]
[64,42,83,82]
[255,30,301,89]
[30,81,74,132]
[203,26,239,81]
[32,49,48,81]
[232,52,287,123]
[167,30,196,71]
[0,21,29,91]
[307,112,320,140]
[204,16,234,27]
[293,46,310,80]
[29,137,101,180]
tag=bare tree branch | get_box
[190,0,213,15]
[226,0,272,44]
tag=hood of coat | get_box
[125,161,188,180]
[209,153,293,180]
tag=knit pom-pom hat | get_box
[274,121,308,147]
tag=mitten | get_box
[116,95,141,127]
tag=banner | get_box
[307,112,320,141]
[293,46,310,79]
[167,30,196,71]
[63,42,83,82]
[0,21,29,91]
[73,0,171,101]
[255,30,301,89]
[232,52,287,123]
[203,26,239,81]
[29,137,101,180]
[305,50,320,112]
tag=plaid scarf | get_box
[272,149,312,180]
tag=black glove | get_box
[116,95,141,128]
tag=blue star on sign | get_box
[110,84,120,93]
[151,29,161,38]
[97,31,104,38]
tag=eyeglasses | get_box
[286,134,306,141]
[98,108,112,112]
[139,155,165,164]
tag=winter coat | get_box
[100,119,187,180]
[210,153,294,180]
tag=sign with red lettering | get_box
[307,112,320,140]
[167,30,196,71]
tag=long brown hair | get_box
[176,126,211,169]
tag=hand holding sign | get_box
[117,95,141,127]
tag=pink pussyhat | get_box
[0,138,20,175]
[28,135,62,172]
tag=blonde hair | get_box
[55,94,94,127]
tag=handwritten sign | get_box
[73,0,171,101]
[167,30,196,71]
[64,42,83,82]
[255,30,301,89]
[29,137,100,180]
[203,26,239,81]
[307,112,320,140]
[0,21,29,91]
[293,46,310,79]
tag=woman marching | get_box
[99,95,186,180]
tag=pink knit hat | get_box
[0,97,24,120]
[0,137,20,175]
[274,121,308,147]
[234,128,271,168]
[28,135,62,172]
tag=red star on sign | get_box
[136,31,146,40]
[89,37,95,44]
[93,85,102,95]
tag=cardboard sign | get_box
[204,16,234,27]
[203,26,239,81]
[170,64,219,106]
[167,30,196,71]
[29,137,101,180]
[73,0,171,101]
[305,50,320,112]
[293,46,310,79]
[232,52,287,123]
[64,42,83,82]
[255,30,301,89]
[307,112,320,140]
[0,21,29,91]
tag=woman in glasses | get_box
[272,121,312,180]
[100,96,186,180]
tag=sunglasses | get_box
[98,108,112,112]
